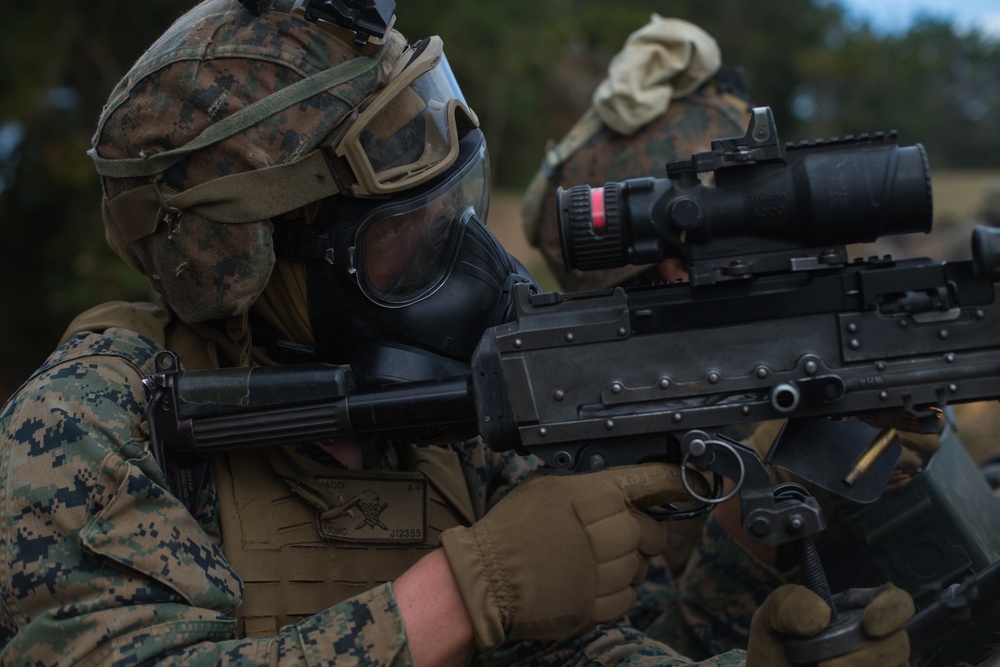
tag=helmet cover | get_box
[522,15,753,292]
[92,0,406,322]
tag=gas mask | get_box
[273,128,538,385]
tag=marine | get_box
[0,3,915,665]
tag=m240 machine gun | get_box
[143,108,1000,665]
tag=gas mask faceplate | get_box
[274,129,537,385]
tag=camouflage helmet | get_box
[89,0,409,322]
[522,16,753,292]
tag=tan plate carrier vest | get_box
[210,444,475,637]
[61,302,476,639]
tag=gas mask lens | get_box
[335,36,479,195]
[352,134,490,306]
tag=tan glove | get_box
[440,463,703,651]
[747,583,915,667]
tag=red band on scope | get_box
[591,187,606,235]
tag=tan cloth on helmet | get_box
[592,15,721,136]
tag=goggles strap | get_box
[161,151,340,223]
[89,47,389,180]
[522,108,605,246]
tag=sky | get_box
[833,0,1000,37]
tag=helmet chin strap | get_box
[249,255,321,365]
[248,313,319,365]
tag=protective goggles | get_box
[328,35,480,196]
[330,129,490,306]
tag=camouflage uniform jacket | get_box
[0,326,748,666]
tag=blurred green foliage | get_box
[1,0,999,398]
[396,1,1000,181]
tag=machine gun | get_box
[143,108,1000,664]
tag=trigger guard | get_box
[645,472,723,521]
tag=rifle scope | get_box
[557,107,932,274]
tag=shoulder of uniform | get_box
[2,327,164,415]
[55,327,165,372]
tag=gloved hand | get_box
[747,583,915,667]
[440,463,704,651]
